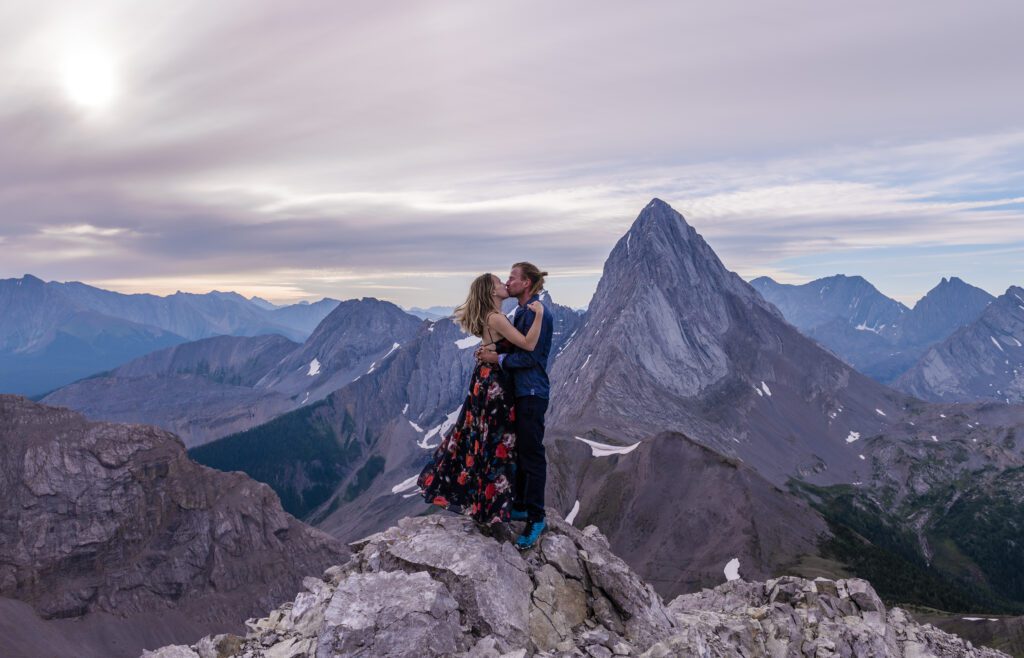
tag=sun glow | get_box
[59,44,119,111]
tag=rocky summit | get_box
[146,514,1005,658]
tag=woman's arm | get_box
[487,302,544,351]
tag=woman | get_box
[417,273,544,526]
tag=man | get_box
[477,262,553,549]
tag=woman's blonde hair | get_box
[513,261,548,297]
[454,273,497,337]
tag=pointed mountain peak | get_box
[631,197,692,231]
[916,276,993,309]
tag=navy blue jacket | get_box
[500,294,554,399]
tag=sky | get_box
[2,0,1023,309]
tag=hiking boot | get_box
[509,508,529,521]
[515,519,546,550]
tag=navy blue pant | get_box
[514,395,548,522]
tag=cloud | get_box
[0,1,1023,307]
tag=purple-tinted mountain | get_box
[191,291,583,536]
[188,200,1024,621]
[44,299,424,446]
[751,275,908,339]
[753,275,993,383]
[42,334,300,446]
[0,395,345,658]
[0,275,186,396]
[0,274,344,395]
[899,277,996,346]
[256,298,425,402]
[248,296,279,310]
[895,286,1024,403]
[190,317,482,526]
[406,305,456,320]
[267,297,341,335]
[549,199,907,482]
[55,280,307,341]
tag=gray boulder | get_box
[158,513,1003,657]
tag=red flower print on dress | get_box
[417,352,517,524]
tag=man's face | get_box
[506,267,529,297]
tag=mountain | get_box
[55,282,307,341]
[752,274,994,383]
[549,199,908,481]
[189,199,1024,630]
[149,514,1006,657]
[255,297,424,401]
[405,305,456,320]
[190,317,486,525]
[267,297,341,335]
[894,286,1024,403]
[0,395,345,658]
[751,274,908,339]
[42,334,301,446]
[190,292,584,534]
[0,275,186,396]
[43,298,424,446]
[0,274,342,396]
[900,277,997,347]
[248,296,279,310]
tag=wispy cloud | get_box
[1,1,1022,307]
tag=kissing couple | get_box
[417,262,553,550]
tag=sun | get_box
[59,45,119,111]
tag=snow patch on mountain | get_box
[391,475,419,495]
[573,436,641,457]
[565,500,581,525]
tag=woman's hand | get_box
[527,301,544,315]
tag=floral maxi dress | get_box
[417,359,517,525]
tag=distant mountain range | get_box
[0,274,340,396]
[896,286,1024,403]
[44,298,425,446]
[405,305,455,320]
[752,275,995,383]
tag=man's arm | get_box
[500,309,550,370]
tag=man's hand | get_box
[476,346,500,364]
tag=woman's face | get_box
[491,274,509,300]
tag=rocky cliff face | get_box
[547,199,910,486]
[146,514,1006,657]
[0,395,346,657]
[895,286,1024,403]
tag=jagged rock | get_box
[0,395,345,657]
[641,576,1006,657]
[159,513,1004,657]
[317,570,465,657]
